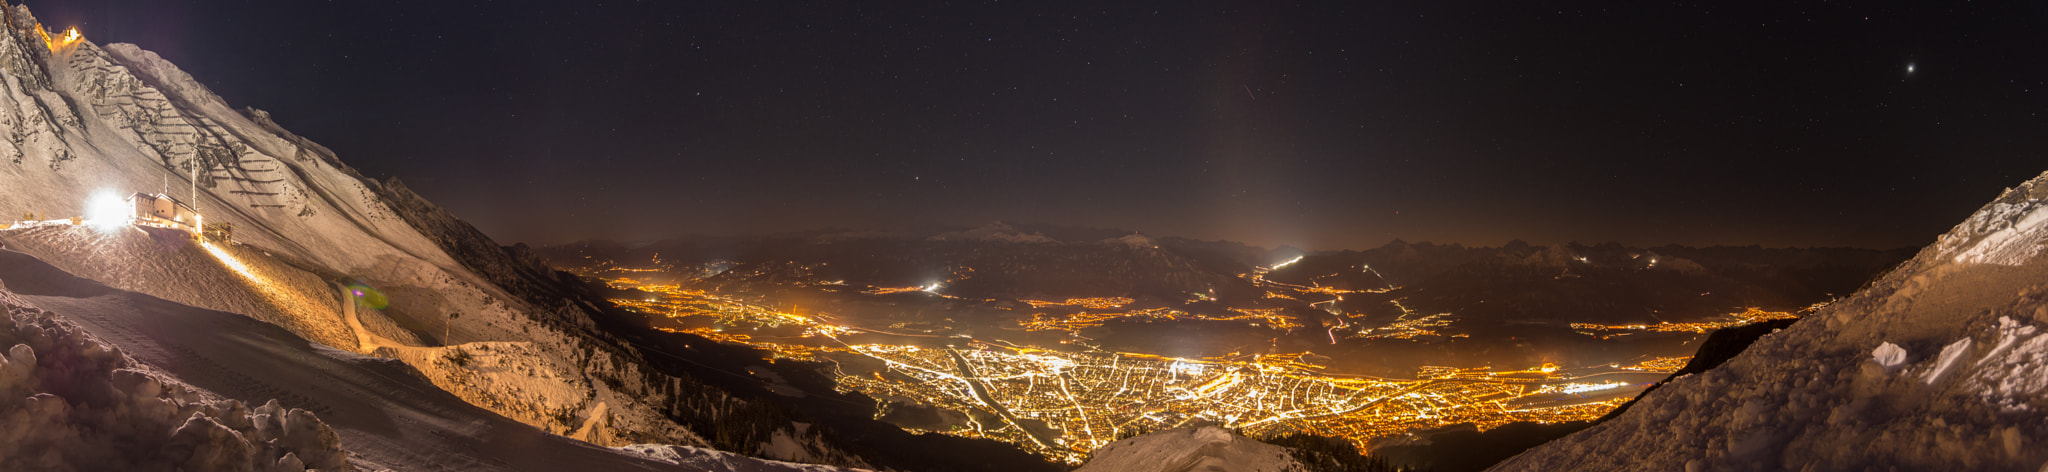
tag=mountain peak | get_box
[927,221,1054,244]
[1494,170,2048,471]
[1109,232,1158,249]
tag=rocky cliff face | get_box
[1492,171,2048,471]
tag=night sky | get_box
[28,1,2048,249]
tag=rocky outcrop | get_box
[1493,171,2048,471]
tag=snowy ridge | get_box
[1492,170,2048,471]
[1075,426,1301,472]
[1937,178,2048,266]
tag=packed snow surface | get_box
[0,248,699,471]
[1492,171,2048,471]
[0,281,350,471]
[1075,426,1300,472]
[616,444,866,472]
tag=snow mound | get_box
[1492,170,2048,471]
[1075,426,1301,472]
[616,444,867,472]
[0,287,352,471]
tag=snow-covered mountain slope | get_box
[1493,171,2048,471]
[0,247,705,471]
[0,1,700,448]
[1075,426,1302,472]
[0,225,361,349]
[0,2,868,468]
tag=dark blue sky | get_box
[29,0,2048,249]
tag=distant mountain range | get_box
[1081,172,2048,471]
[542,222,1912,328]
[540,223,1912,379]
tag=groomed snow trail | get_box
[335,282,404,351]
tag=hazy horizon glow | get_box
[31,2,2047,249]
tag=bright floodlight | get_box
[86,191,130,230]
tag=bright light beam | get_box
[86,191,131,230]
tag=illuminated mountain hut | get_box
[128,192,201,231]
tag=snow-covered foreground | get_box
[618,444,881,472]
[1494,171,2048,471]
[1075,426,1302,472]
[0,280,349,471]
[0,247,698,471]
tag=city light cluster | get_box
[592,272,1701,464]
[1572,308,1803,339]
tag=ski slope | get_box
[0,247,700,471]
